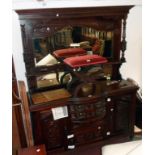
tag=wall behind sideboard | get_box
[121,5,142,88]
[12,0,142,90]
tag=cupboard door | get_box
[114,95,131,133]
[39,110,65,150]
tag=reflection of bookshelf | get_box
[54,29,73,49]
[80,29,113,57]
[103,31,113,57]
[103,40,113,57]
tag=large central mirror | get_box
[32,26,114,89]
[33,26,114,65]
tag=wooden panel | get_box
[16,6,133,19]
[18,81,34,146]
[40,114,64,150]
[115,95,131,132]
[12,57,27,154]
[31,88,71,104]
[12,106,21,155]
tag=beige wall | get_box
[121,5,142,88]
[12,0,142,89]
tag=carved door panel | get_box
[39,110,65,150]
[114,95,131,133]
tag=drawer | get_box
[71,111,97,121]
[73,120,107,145]
[95,101,106,108]
[39,110,67,150]
[70,101,106,121]
[95,108,106,117]
[70,104,94,113]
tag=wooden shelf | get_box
[31,88,71,104]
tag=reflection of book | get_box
[36,54,58,66]
[70,43,80,47]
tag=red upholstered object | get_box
[64,54,108,68]
[53,48,87,58]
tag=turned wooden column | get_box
[121,16,127,63]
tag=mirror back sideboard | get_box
[15,6,140,154]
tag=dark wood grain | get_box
[18,144,46,155]
[12,58,27,151]
[18,81,34,146]
[29,80,138,153]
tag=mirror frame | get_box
[32,26,114,64]
[16,6,133,92]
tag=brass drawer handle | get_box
[78,105,82,108]
[110,108,114,112]
[98,126,101,130]
[67,134,74,139]
[107,98,111,102]
[106,131,111,135]
[56,13,59,17]
[68,145,75,149]
[47,27,50,31]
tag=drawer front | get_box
[73,120,108,145]
[70,100,106,121]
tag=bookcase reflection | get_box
[33,26,114,64]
